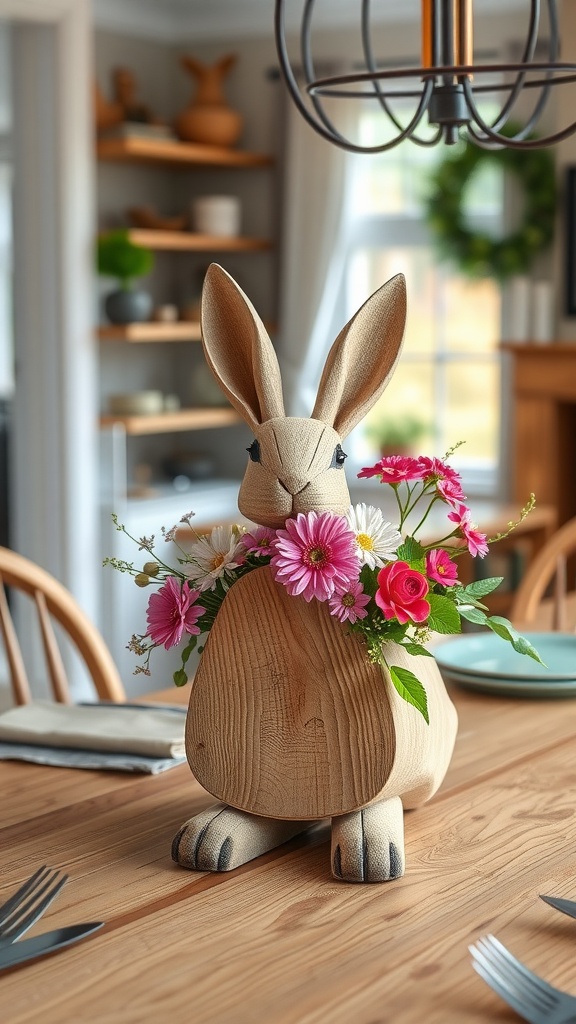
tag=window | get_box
[342,110,503,495]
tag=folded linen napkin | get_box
[0,741,185,774]
[0,700,186,759]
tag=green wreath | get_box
[425,137,556,281]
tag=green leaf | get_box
[511,633,546,666]
[485,615,518,642]
[461,577,504,599]
[173,669,188,687]
[389,666,429,724]
[359,563,378,598]
[427,592,462,634]
[485,615,546,666]
[181,636,198,664]
[458,605,488,625]
[397,537,426,567]
[402,642,434,658]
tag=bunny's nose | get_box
[278,474,309,496]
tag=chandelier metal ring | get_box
[275,0,576,151]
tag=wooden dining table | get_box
[3,676,576,1024]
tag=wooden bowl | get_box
[127,206,187,231]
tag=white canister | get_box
[531,280,554,344]
[191,195,241,237]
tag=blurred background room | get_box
[1,0,575,699]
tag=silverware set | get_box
[470,894,576,1023]
[0,866,103,972]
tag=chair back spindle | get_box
[0,547,125,704]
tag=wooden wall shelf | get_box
[125,229,271,252]
[98,323,202,342]
[96,136,274,169]
[100,407,240,435]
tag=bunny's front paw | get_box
[331,797,405,883]
[172,803,312,872]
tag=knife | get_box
[540,894,576,919]
[0,922,104,972]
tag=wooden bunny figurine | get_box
[172,264,458,883]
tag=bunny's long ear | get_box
[311,274,406,438]
[201,264,285,432]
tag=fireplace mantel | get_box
[503,342,576,525]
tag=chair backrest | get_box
[509,517,576,631]
[0,546,125,705]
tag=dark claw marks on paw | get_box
[388,842,403,880]
[332,844,343,879]
[171,825,186,864]
[331,841,404,883]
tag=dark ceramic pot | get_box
[104,289,153,325]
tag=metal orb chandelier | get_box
[274,0,576,150]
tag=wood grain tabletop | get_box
[2,680,576,1023]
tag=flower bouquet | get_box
[106,447,540,724]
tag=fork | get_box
[0,866,68,945]
[470,933,576,1024]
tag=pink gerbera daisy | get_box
[448,503,489,558]
[241,525,276,557]
[329,581,371,624]
[358,455,424,484]
[425,548,459,587]
[146,577,205,650]
[271,510,360,602]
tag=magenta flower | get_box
[437,475,467,506]
[271,511,360,602]
[329,581,371,624]
[448,503,489,558]
[425,548,459,587]
[146,577,205,650]
[358,455,424,484]
[376,561,430,624]
[241,525,276,557]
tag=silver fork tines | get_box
[470,934,576,1024]
[0,866,68,945]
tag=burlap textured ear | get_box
[201,264,285,432]
[312,274,407,438]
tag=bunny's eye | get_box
[331,444,347,469]
[247,440,261,463]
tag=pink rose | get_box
[375,560,430,624]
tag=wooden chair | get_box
[509,517,576,631]
[0,546,125,705]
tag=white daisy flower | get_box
[185,524,246,591]
[347,503,402,569]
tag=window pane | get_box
[364,361,436,458]
[444,361,500,464]
[348,246,436,354]
[442,277,501,354]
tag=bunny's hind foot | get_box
[172,803,312,872]
[331,797,405,883]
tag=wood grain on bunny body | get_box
[174,264,458,882]
[187,568,456,819]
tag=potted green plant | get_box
[97,229,154,324]
[365,414,428,457]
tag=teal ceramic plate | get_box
[434,633,576,681]
[438,665,576,699]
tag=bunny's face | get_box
[200,264,406,529]
[238,417,350,529]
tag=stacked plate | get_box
[434,632,576,698]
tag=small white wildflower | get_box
[347,503,402,569]
[186,524,245,591]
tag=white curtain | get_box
[277,98,355,416]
